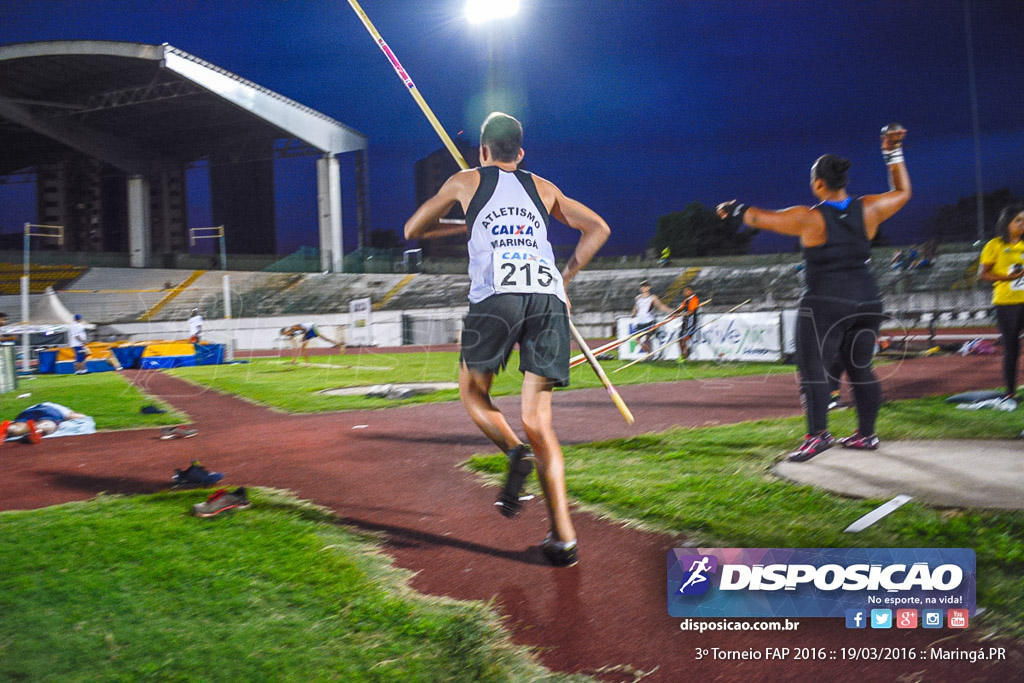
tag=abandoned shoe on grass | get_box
[191,487,251,518]
[172,461,224,487]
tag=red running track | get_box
[1,355,1021,681]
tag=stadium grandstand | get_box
[0,247,991,352]
[0,262,87,294]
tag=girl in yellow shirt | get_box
[979,204,1024,399]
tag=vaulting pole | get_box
[346,0,635,423]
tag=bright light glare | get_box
[465,0,520,24]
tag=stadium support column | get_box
[355,149,370,251]
[127,175,151,268]
[316,154,343,273]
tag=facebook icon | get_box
[845,609,867,629]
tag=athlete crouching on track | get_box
[717,124,911,462]
[404,112,610,567]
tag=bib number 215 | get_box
[494,256,557,295]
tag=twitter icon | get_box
[870,609,892,629]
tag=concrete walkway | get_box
[776,440,1023,509]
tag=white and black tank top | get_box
[464,167,565,304]
[634,295,655,323]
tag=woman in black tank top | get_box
[716,125,912,462]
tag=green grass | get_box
[466,396,1024,636]
[0,373,183,430]
[0,489,585,682]
[168,351,795,413]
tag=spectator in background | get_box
[659,246,671,267]
[891,246,917,271]
[906,244,919,267]
[632,280,672,354]
[890,249,905,270]
[67,313,89,375]
[187,308,204,343]
[678,286,701,360]
[911,239,937,269]
[978,204,1024,404]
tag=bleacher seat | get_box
[0,263,88,295]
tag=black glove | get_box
[726,200,749,221]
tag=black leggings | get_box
[795,296,884,436]
[827,353,845,395]
[994,304,1024,397]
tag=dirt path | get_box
[2,356,1020,680]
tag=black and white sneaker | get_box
[541,533,579,567]
[838,432,880,450]
[496,444,534,518]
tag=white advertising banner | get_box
[781,309,799,355]
[615,316,684,361]
[348,297,373,346]
[689,312,782,362]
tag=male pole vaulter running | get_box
[405,113,609,567]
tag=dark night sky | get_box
[1,1,1022,256]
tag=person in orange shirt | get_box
[678,286,701,360]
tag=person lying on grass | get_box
[2,402,86,444]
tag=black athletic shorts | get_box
[681,313,699,339]
[460,293,570,387]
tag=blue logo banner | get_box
[667,548,976,618]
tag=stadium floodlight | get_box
[465,0,520,24]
